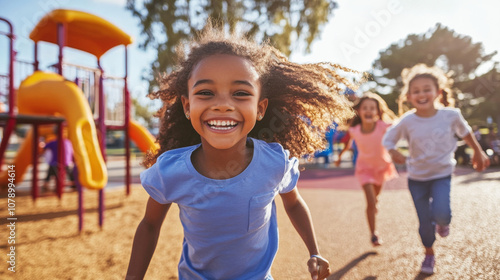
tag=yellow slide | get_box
[0,71,108,189]
[129,119,159,154]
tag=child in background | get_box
[383,64,489,275]
[335,92,398,246]
[126,25,358,280]
[42,127,75,190]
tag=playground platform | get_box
[10,154,144,194]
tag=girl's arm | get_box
[280,188,330,280]
[462,132,490,171]
[383,121,406,164]
[126,197,171,280]
[334,138,352,167]
[388,149,406,164]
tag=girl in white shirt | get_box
[383,64,489,275]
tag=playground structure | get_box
[0,9,158,230]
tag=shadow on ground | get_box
[328,251,378,280]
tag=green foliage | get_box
[370,23,499,123]
[132,97,155,128]
[454,66,500,125]
[126,0,337,91]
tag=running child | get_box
[42,126,75,191]
[335,92,398,246]
[126,25,358,280]
[383,64,490,274]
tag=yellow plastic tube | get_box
[129,119,159,154]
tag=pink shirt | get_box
[349,120,397,186]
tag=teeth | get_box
[211,126,233,130]
[207,120,237,127]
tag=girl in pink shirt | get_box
[336,92,397,246]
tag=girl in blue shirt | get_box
[126,24,356,280]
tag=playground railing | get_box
[0,74,8,104]
[103,75,126,126]
[48,62,126,126]
[14,59,35,85]
[0,60,35,112]
[56,62,101,116]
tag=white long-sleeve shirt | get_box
[383,108,471,181]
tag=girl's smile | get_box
[182,54,268,151]
[206,119,238,131]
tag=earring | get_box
[185,113,190,119]
[257,115,263,121]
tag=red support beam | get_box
[124,46,131,195]
[0,18,16,170]
[34,42,39,71]
[56,123,65,199]
[32,124,39,201]
[57,23,65,75]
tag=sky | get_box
[1,0,500,105]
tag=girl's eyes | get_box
[411,88,432,94]
[233,91,251,97]
[193,90,252,97]
[194,90,213,96]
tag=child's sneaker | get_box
[371,235,382,247]
[436,224,450,237]
[420,254,435,274]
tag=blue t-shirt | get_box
[140,138,299,280]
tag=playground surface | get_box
[0,158,499,280]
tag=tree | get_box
[132,97,156,128]
[369,23,498,123]
[127,0,338,91]
[454,66,500,128]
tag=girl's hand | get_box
[308,255,330,280]
[471,150,490,171]
[389,149,406,164]
[334,158,341,167]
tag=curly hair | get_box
[349,92,397,128]
[398,63,455,115]
[143,26,357,167]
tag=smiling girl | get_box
[125,25,357,280]
[335,92,397,246]
[383,64,489,275]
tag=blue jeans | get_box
[408,176,452,248]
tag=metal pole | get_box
[56,123,65,199]
[97,60,106,161]
[7,20,15,117]
[124,46,131,195]
[97,59,106,229]
[32,125,39,201]
[0,18,16,170]
[57,23,65,75]
[34,42,39,71]
[75,167,84,232]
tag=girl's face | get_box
[407,77,439,114]
[357,99,380,125]
[182,54,268,150]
